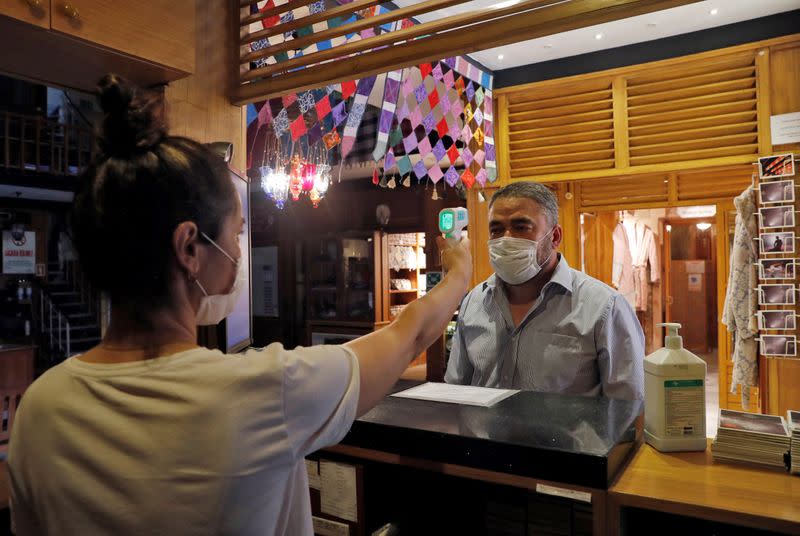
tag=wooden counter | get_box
[608,441,800,535]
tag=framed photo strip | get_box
[760,335,797,357]
[759,180,795,205]
[759,205,795,229]
[758,153,795,180]
[758,284,796,306]
[758,310,797,331]
[758,258,797,280]
[760,231,795,255]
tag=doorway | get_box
[581,205,720,436]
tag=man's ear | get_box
[552,225,564,248]
[173,221,203,277]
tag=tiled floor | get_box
[697,350,720,437]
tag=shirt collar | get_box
[481,254,574,294]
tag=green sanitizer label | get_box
[664,379,704,436]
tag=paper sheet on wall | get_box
[391,382,518,407]
[305,458,321,490]
[320,460,358,522]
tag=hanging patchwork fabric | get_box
[373,70,404,162]
[340,75,378,160]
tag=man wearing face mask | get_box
[445,182,644,401]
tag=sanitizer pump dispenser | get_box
[644,323,708,452]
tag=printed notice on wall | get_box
[688,274,702,292]
[771,112,800,145]
[320,460,358,522]
[685,260,705,274]
[2,231,35,274]
[305,458,321,490]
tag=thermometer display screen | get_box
[440,212,454,231]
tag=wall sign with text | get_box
[2,230,36,274]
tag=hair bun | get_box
[96,74,166,157]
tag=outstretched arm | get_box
[346,236,472,416]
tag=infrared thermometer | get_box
[439,207,468,240]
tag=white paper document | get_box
[320,460,358,522]
[305,458,321,490]
[391,382,519,407]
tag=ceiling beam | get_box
[232,0,703,104]
[241,0,562,81]
[242,0,475,63]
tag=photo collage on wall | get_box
[756,153,798,358]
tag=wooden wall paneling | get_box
[466,187,496,287]
[755,47,772,155]
[769,42,800,155]
[581,211,616,284]
[555,182,580,268]
[165,0,246,172]
[50,0,195,75]
[675,166,753,202]
[576,173,669,210]
[612,76,629,169]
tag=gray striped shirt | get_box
[445,255,644,401]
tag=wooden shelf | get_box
[390,289,418,294]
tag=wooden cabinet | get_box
[0,0,49,29]
[0,0,194,92]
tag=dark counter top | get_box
[0,344,34,354]
[339,381,643,489]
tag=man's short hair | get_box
[489,182,559,227]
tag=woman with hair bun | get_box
[7,75,472,536]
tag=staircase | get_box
[35,261,101,369]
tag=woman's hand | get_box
[437,235,472,290]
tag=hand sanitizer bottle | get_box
[644,323,708,452]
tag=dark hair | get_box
[489,181,559,227]
[71,74,237,314]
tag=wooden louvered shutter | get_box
[576,174,669,210]
[626,53,759,167]
[506,80,615,179]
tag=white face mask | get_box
[194,232,245,326]
[488,230,554,285]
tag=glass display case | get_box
[305,231,382,324]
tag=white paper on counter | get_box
[320,460,358,522]
[390,382,519,407]
[305,458,321,490]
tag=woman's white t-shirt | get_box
[7,343,360,536]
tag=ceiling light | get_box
[492,0,520,9]
[709,8,718,15]
[696,222,712,231]
[595,33,603,40]
[497,54,504,60]
[666,225,672,232]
